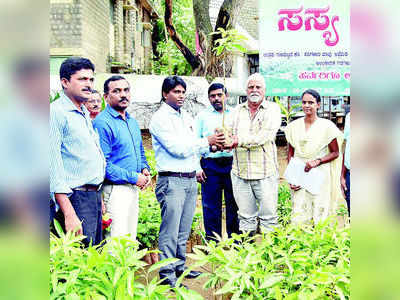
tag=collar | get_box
[208,105,230,114]
[60,91,90,116]
[162,102,181,116]
[105,104,130,119]
[243,99,268,110]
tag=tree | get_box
[165,0,245,80]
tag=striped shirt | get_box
[226,100,281,180]
[195,106,233,159]
[50,92,105,195]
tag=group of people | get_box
[50,56,350,289]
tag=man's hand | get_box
[289,184,301,191]
[196,170,207,183]
[207,131,225,149]
[55,193,83,235]
[142,168,151,176]
[340,175,347,198]
[224,135,238,150]
[64,212,83,235]
[136,174,149,189]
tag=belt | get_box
[73,183,103,192]
[158,171,196,178]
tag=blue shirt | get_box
[149,102,210,173]
[196,106,233,159]
[50,92,105,194]
[343,113,350,169]
[93,105,149,184]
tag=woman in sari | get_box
[284,89,343,224]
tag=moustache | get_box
[119,98,129,102]
[82,88,92,92]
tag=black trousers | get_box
[200,157,239,241]
[53,190,102,247]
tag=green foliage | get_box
[278,183,292,226]
[145,149,158,177]
[336,204,348,217]
[137,189,161,249]
[211,27,247,58]
[50,92,60,103]
[187,219,350,299]
[50,220,183,299]
[152,0,195,75]
[274,96,302,125]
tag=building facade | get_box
[50,0,159,74]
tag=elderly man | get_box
[50,57,105,247]
[150,76,224,288]
[225,73,281,236]
[93,75,150,240]
[196,83,239,241]
[84,90,102,120]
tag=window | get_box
[248,54,259,74]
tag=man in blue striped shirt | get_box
[93,75,150,240]
[50,57,106,247]
[196,83,239,241]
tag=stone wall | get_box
[50,0,82,50]
[81,0,111,72]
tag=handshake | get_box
[207,128,238,152]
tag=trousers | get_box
[102,184,139,240]
[155,175,197,280]
[200,157,239,240]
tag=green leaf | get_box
[148,257,179,274]
[260,275,284,288]
[53,219,65,238]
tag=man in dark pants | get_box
[50,57,105,247]
[196,83,239,241]
[149,76,225,288]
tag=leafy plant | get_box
[50,220,189,299]
[137,189,161,249]
[210,26,247,129]
[145,149,158,177]
[50,92,60,103]
[186,219,350,300]
[274,96,302,126]
[278,183,292,226]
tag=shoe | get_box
[176,268,202,279]
[159,276,188,289]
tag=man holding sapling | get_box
[50,57,106,247]
[93,75,150,240]
[224,73,281,236]
[195,83,239,241]
[150,76,225,288]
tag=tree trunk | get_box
[193,0,244,81]
[165,0,244,81]
[165,0,201,72]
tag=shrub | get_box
[50,220,189,299]
[186,219,350,300]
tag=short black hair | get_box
[161,76,186,100]
[208,83,227,95]
[301,89,321,103]
[104,75,128,94]
[59,57,95,81]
